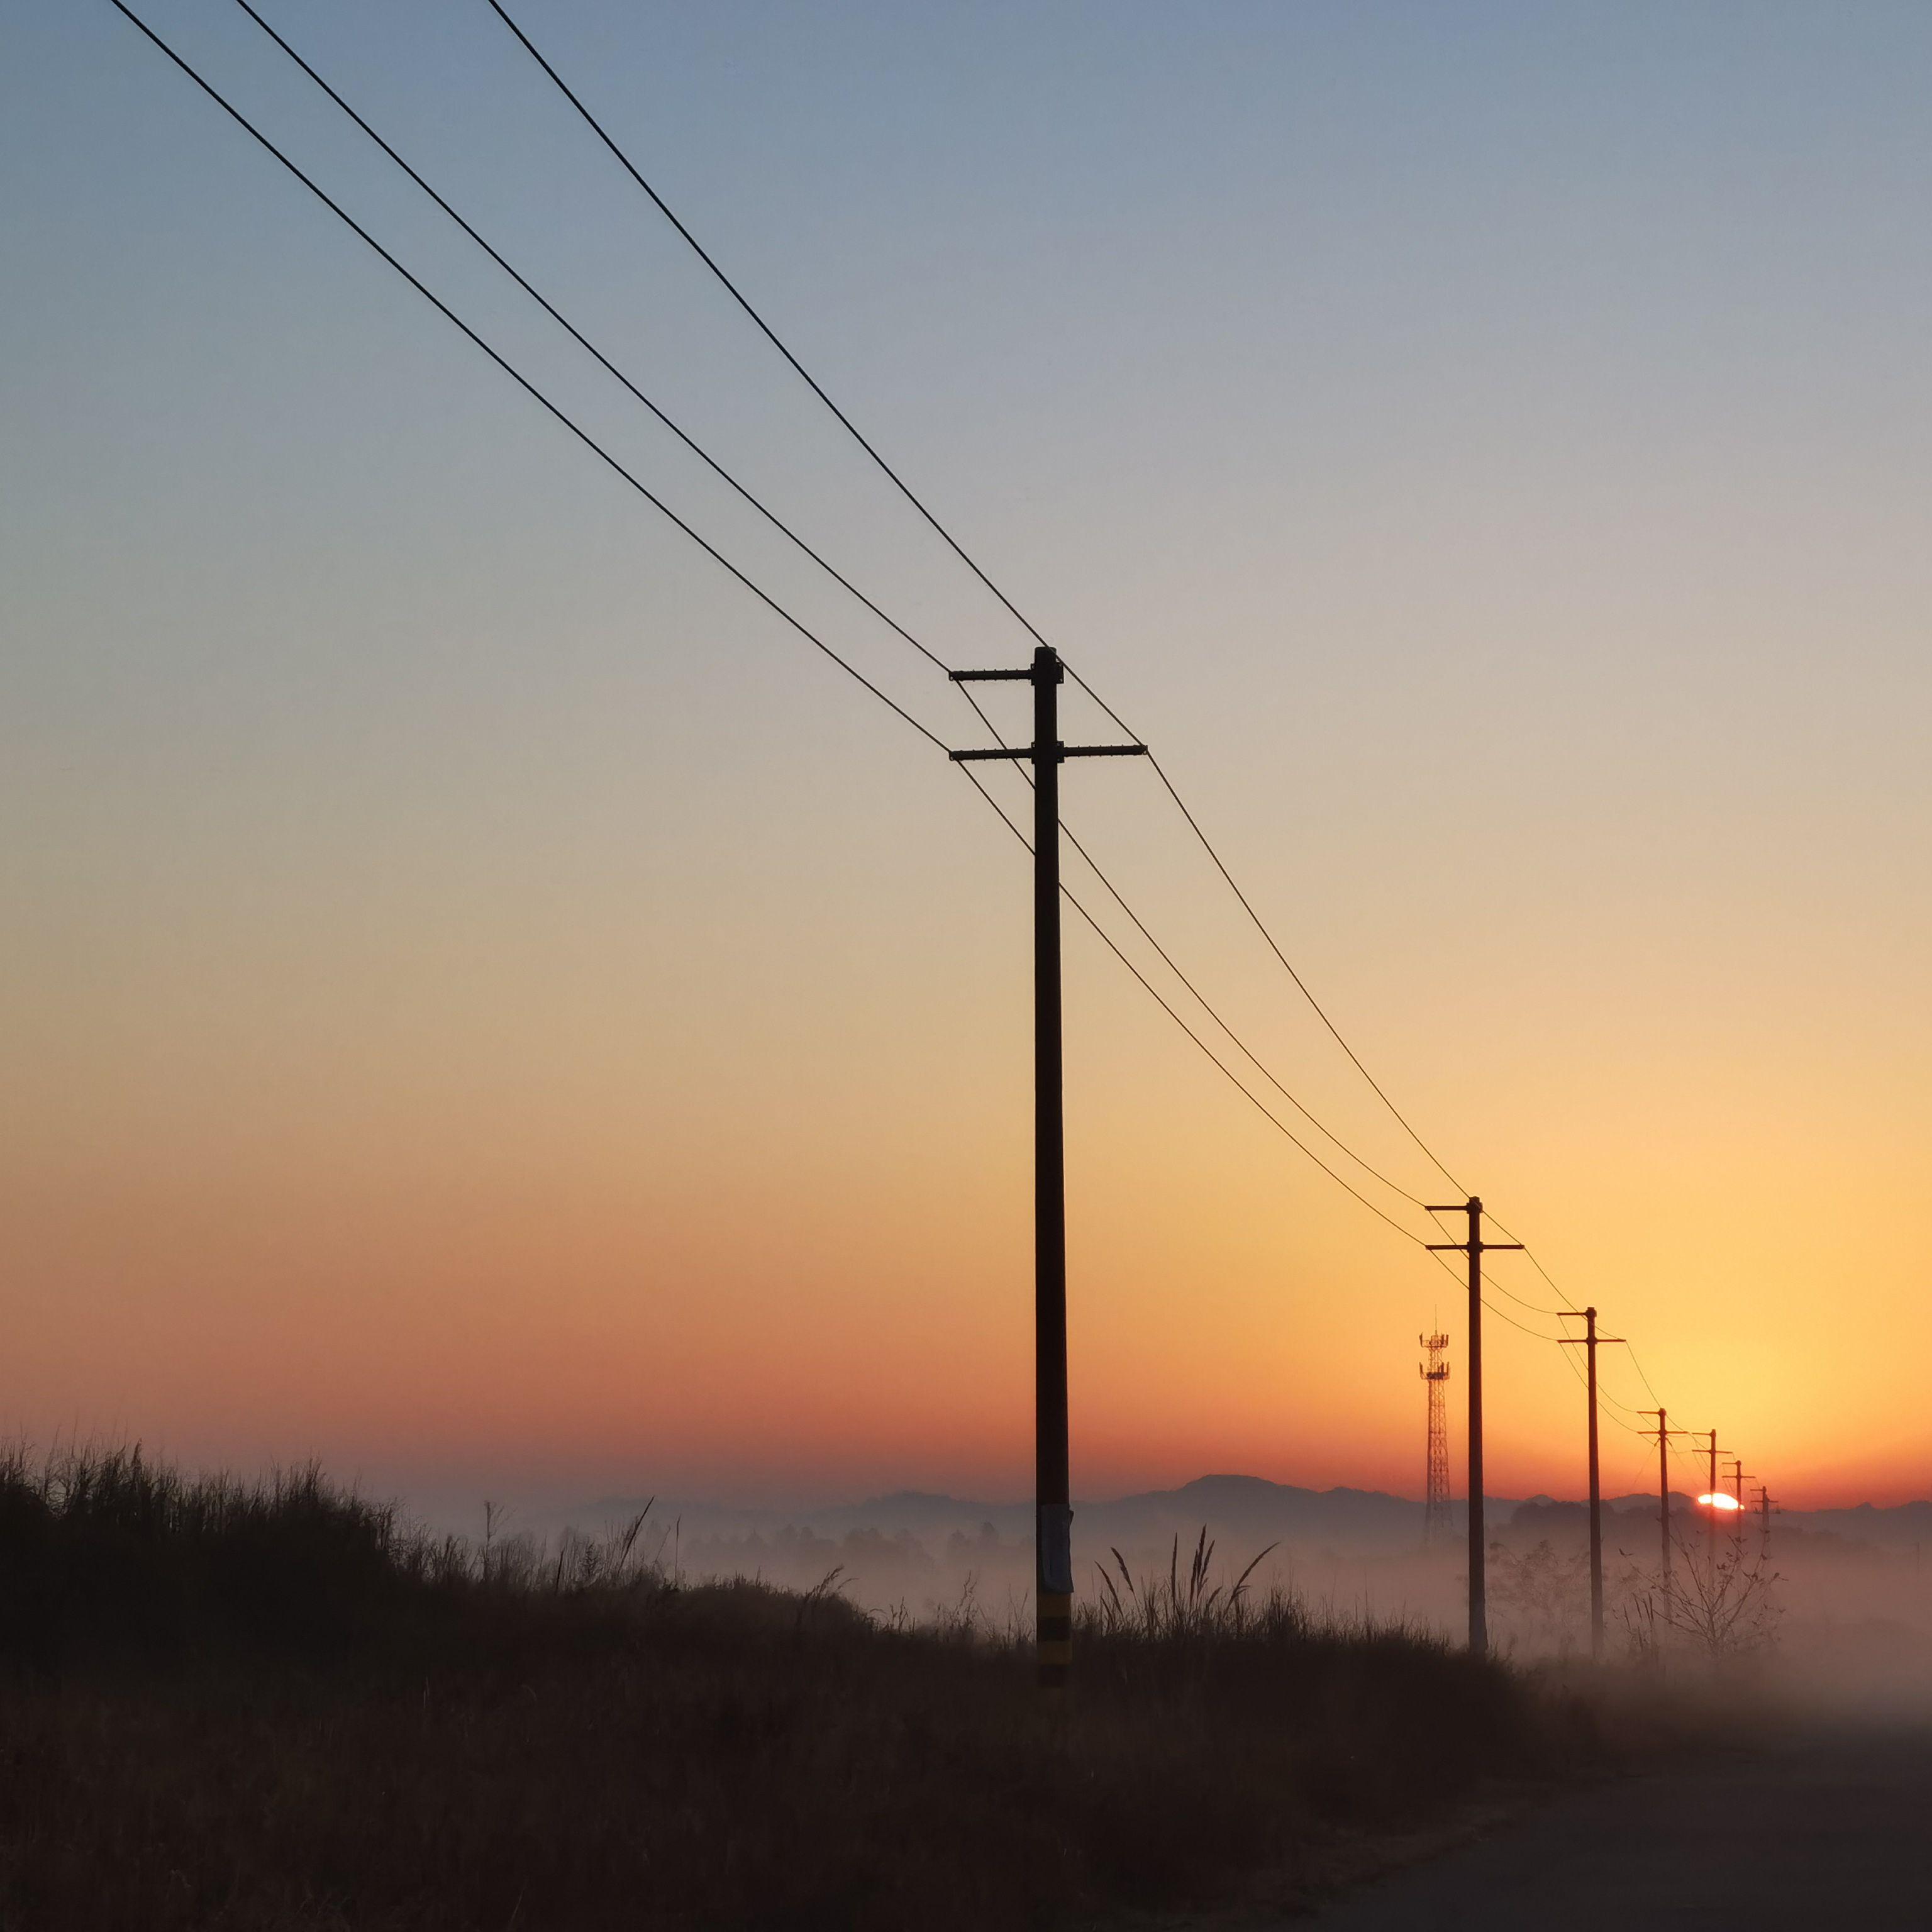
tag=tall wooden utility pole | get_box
[1426,1197,1520,1653]
[1640,1408,1684,1589]
[950,645,1145,1688]
[1729,1460,1753,1548]
[1560,1306,1623,1659]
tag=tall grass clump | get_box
[0,1449,1599,1931]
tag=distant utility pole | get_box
[1426,1198,1521,1654]
[1560,1307,1624,1660]
[1553,1306,1630,1653]
[1419,1331,1453,1548]
[1729,1460,1753,1548]
[950,645,1146,1690]
[1694,1430,1722,1567]
[1640,1409,1684,1587]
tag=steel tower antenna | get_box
[1419,1332,1452,1547]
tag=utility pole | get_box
[1755,1484,1777,1557]
[1426,1198,1521,1654]
[1729,1460,1753,1548]
[1639,1409,1684,1588]
[1694,1430,1722,1568]
[1559,1306,1625,1660]
[1419,1331,1452,1547]
[950,645,1145,1689]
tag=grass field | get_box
[0,1449,1604,1930]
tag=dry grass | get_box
[0,1449,1602,1930]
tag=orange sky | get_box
[6,2,1930,1516]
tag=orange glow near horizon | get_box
[7,3,1932,1521]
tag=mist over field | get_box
[494,1472,1932,1706]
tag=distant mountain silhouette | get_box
[566,1475,1932,1553]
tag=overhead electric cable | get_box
[104,0,948,758]
[225,0,1026,763]
[105,0,1448,1267]
[950,758,1439,1248]
[1477,1215,1582,1313]
[1486,1299,1567,1344]
[479,0,1482,1216]
[239,0,1442,1218]
[1473,1263,1569,1318]
[1621,1343,1671,1413]
[1058,821,1436,1210]
[1063,660,1469,1198]
[121,0,1703,1430]
[480,0,1060,657]
[232,0,950,669]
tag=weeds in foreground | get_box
[0,1446,1597,1932]
[1621,1528,1785,1665]
[1093,1526,1278,1638]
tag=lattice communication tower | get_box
[1419,1331,1452,1546]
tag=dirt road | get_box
[1310,1723,1932,1930]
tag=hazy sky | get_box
[5,1,1929,1516]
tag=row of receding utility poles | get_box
[1440,1263,1775,1660]
[956,643,1769,1686]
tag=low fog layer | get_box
[470,1474,1932,1707]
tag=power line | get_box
[229,1,941,672]
[1057,821,1436,1211]
[1472,1260,1570,1318]
[480,0,1056,657]
[107,0,1457,1272]
[1482,1297,1567,1345]
[225,0,1029,770]
[1067,908,1441,1253]
[953,760,1439,1250]
[122,0,1704,1460]
[480,0,1495,1220]
[1477,1217,1582,1314]
[103,0,953,762]
[1063,662,1469,1199]
[473,0,1716,1433]
[245,0,1445,1219]
[1622,1341,1671,1413]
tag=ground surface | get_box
[1306,1721,1932,1930]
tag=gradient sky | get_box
[4,1,1929,1517]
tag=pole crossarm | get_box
[950,744,1149,762]
[1424,1211,1522,1256]
[950,665,1147,764]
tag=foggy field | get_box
[6,1450,1926,1928]
[0,1449,1611,1931]
[536,1476,1932,1716]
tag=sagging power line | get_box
[233,0,1443,1239]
